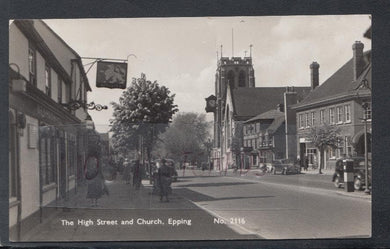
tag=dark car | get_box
[332,157,371,190]
[272,159,301,175]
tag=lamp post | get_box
[361,102,371,195]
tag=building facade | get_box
[242,88,301,168]
[293,41,372,170]
[9,19,92,240]
[206,55,310,171]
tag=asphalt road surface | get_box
[175,169,371,239]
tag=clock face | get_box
[209,99,216,107]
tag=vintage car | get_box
[331,157,371,190]
[272,159,301,175]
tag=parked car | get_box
[332,157,371,190]
[272,159,301,175]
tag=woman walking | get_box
[85,154,108,207]
[158,158,174,202]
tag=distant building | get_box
[206,55,310,171]
[242,87,302,168]
[9,19,92,240]
[293,41,371,169]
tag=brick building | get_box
[293,41,371,170]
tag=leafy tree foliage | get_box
[110,73,178,159]
[155,112,212,164]
[308,123,341,174]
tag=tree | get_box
[110,73,178,173]
[156,112,212,165]
[307,123,341,174]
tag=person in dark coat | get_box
[304,156,309,171]
[132,159,142,190]
[122,159,132,184]
[158,158,174,202]
[85,155,108,207]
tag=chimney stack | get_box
[310,62,320,90]
[353,41,365,81]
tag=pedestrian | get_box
[122,159,132,184]
[304,156,309,171]
[158,158,174,202]
[85,154,109,207]
[132,159,142,190]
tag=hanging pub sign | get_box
[96,61,128,89]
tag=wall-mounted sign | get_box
[96,61,127,89]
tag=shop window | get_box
[67,135,76,176]
[39,125,56,185]
[252,155,257,165]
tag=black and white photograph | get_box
[8,15,372,242]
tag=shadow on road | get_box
[177,181,256,188]
[175,188,274,202]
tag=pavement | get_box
[20,178,259,242]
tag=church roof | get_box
[245,109,284,123]
[231,87,310,121]
[293,51,371,110]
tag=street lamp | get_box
[361,102,371,195]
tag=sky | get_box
[43,15,371,133]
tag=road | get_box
[21,170,370,241]
[174,169,371,239]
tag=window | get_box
[320,109,325,124]
[336,106,343,123]
[67,135,76,176]
[311,112,315,126]
[329,108,335,124]
[305,113,309,127]
[238,70,246,87]
[39,125,56,185]
[344,105,351,123]
[364,102,372,120]
[299,114,304,128]
[45,64,51,97]
[256,123,260,133]
[58,76,62,103]
[28,45,36,86]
